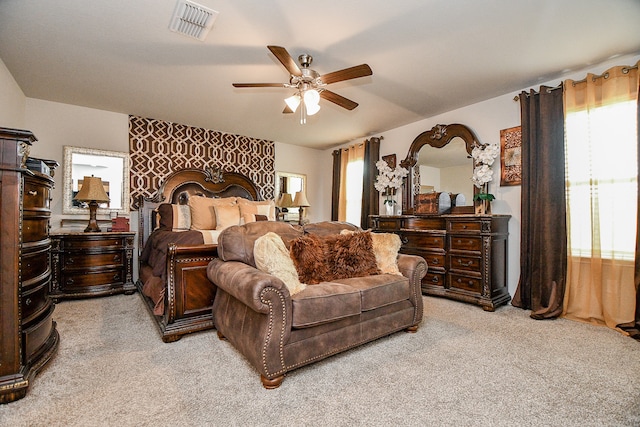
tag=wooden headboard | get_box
[138,167,263,252]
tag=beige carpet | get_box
[1,294,639,427]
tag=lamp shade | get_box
[74,176,110,203]
[277,193,293,208]
[293,191,310,207]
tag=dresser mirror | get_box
[62,146,130,215]
[400,124,479,215]
[274,171,306,221]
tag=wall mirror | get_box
[274,171,306,220]
[62,146,130,215]
[400,124,478,215]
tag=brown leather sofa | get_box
[206,221,427,388]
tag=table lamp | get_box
[293,191,310,225]
[74,175,110,232]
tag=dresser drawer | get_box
[61,237,125,250]
[449,254,481,272]
[450,235,482,252]
[422,253,446,269]
[21,245,50,284]
[22,281,51,325]
[448,221,482,232]
[62,251,125,270]
[23,180,50,211]
[449,273,482,293]
[61,270,125,289]
[422,271,445,287]
[23,306,55,363]
[22,217,49,243]
[401,232,445,250]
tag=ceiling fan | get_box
[232,45,373,123]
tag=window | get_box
[565,99,637,260]
[344,159,363,224]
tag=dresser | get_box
[0,128,59,403]
[371,214,511,311]
[50,231,136,300]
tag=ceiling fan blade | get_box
[232,83,288,88]
[320,90,359,110]
[321,64,372,85]
[267,45,302,76]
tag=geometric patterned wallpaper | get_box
[128,115,275,209]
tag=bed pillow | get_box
[214,204,241,230]
[341,230,402,275]
[254,232,307,295]
[157,203,191,231]
[189,196,237,230]
[237,199,276,221]
[290,231,380,284]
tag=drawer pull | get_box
[462,225,468,229]
[113,273,121,281]
[113,255,121,262]
[27,190,38,196]
[25,298,32,306]
[456,278,474,286]
[66,278,74,285]
[457,259,473,267]
[400,236,409,245]
[431,276,439,283]
[67,258,74,265]
[430,258,439,265]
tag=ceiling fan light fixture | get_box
[305,99,321,116]
[284,94,301,112]
[303,89,320,107]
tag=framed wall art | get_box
[500,125,522,186]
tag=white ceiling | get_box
[1,0,639,150]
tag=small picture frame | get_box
[500,126,522,186]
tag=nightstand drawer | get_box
[61,270,125,289]
[61,237,125,250]
[62,252,125,269]
[450,236,482,252]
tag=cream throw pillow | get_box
[237,199,276,221]
[189,196,237,230]
[254,232,306,296]
[341,229,402,275]
[214,204,241,230]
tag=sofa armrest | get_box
[397,253,427,325]
[207,258,291,315]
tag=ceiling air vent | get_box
[169,0,219,41]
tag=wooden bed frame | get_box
[136,166,261,343]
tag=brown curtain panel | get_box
[512,86,567,319]
[331,149,342,221]
[361,137,380,228]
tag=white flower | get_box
[471,142,499,189]
[375,161,408,194]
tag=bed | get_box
[136,166,270,342]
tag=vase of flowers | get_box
[374,159,408,216]
[471,142,499,215]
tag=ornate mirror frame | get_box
[62,146,130,215]
[399,123,479,215]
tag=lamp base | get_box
[84,201,102,232]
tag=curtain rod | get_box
[513,83,562,101]
[513,64,639,101]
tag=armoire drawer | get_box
[21,245,50,284]
[23,180,50,211]
[23,307,55,363]
[21,281,51,324]
[22,217,50,243]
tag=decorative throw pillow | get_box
[157,203,192,231]
[237,199,276,221]
[189,196,237,230]
[370,232,402,275]
[290,231,380,284]
[341,230,402,275]
[254,232,307,295]
[214,204,241,230]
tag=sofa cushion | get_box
[217,221,303,267]
[254,232,306,296]
[289,231,380,284]
[291,282,362,328]
[332,274,410,311]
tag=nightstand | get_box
[50,231,136,301]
